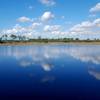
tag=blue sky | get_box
[0,0,100,39]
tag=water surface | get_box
[0,44,100,99]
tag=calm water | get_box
[0,44,100,99]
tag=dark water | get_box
[0,44,100,100]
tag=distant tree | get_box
[38,36,41,40]
[0,37,2,42]
[86,38,91,42]
[18,35,23,41]
[96,38,100,41]
[2,34,8,41]
[63,38,67,40]
[70,38,74,41]
[10,34,17,40]
[75,38,79,41]
[21,36,26,41]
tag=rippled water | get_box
[0,44,100,99]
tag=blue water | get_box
[0,44,100,99]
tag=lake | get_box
[0,44,100,100]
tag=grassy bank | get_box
[0,40,100,45]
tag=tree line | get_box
[0,34,100,43]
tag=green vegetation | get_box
[0,34,100,44]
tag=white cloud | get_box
[43,25,64,36]
[31,22,42,29]
[39,0,56,6]
[93,18,100,27]
[69,18,100,35]
[17,16,32,23]
[90,3,100,13]
[41,11,55,22]
[44,25,61,32]
[2,24,28,35]
[1,22,42,38]
[70,21,94,32]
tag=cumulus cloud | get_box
[17,16,32,23]
[43,24,65,36]
[31,22,42,29]
[39,0,56,6]
[69,18,100,35]
[43,24,69,37]
[41,11,55,22]
[90,2,100,13]
[3,25,29,34]
[70,21,94,32]
[2,24,22,34]
[1,22,42,38]
[44,25,61,32]
[93,18,100,27]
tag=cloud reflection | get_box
[1,45,100,73]
[68,46,100,64]
[89,68,100,80]
[0,45,100,67]
[41,63,54,71]
[41,76,55,83]
[1,45,100,65]
[20,60,32,67]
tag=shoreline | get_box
[0,41,100,46]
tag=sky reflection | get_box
[0,45,100,80]
[0,45,100,64]
[0,45,100,98]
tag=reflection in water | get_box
[67,46,100,64]
[41,76,55,83]
[89,70,100,80]
[0,45,100,78]
[0,46,65,72]
[41,63,54,72]
[1,45,100,65]
[0,46,100,71]
[0,45,100,99]
[20,60,32,67]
